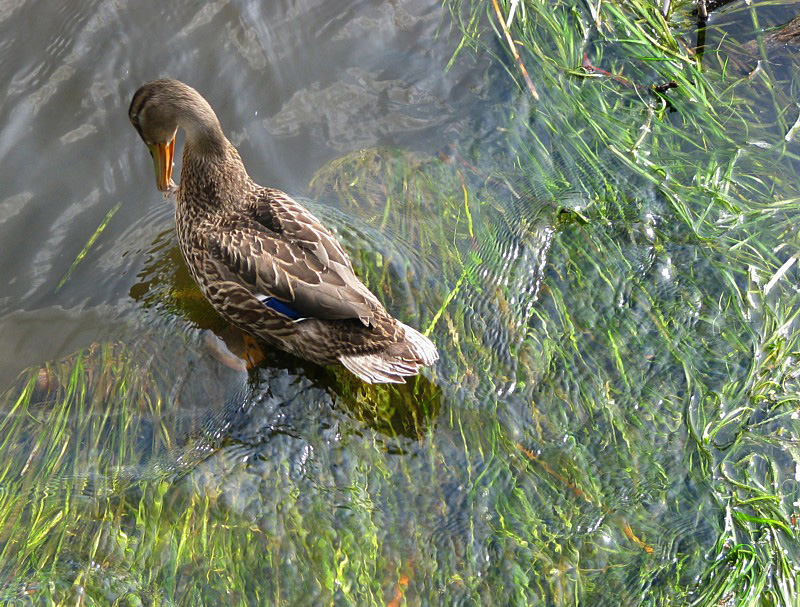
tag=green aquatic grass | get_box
[439,0,800,604]
[56,203,121,293]
[3,0,800,605]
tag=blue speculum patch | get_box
[263,297,304,320]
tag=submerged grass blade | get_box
[55,202,120,292]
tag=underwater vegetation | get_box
[2,0,800,605]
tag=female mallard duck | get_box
[128,79,437,383]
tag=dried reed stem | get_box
[491,0,540,100]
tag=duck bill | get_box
[147,138,175,192]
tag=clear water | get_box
[1,0,799,605]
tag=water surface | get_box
[1,0,800,605]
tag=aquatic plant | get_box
[439,0,800,604]
[2,0,800,605]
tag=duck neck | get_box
[179,99,227,158]
[178,136,251,216]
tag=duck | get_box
[128,79,438,383]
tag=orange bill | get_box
[147,137,175,192]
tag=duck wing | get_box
[247,187,354,271]
[209,219,378,326]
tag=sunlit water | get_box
[1,0,799,605]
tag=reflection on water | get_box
[1,0,799,604]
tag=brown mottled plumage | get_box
[128,79,437,383]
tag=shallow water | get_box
[1,0,800,605]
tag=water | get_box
[1,0,800,605]
[0,0,485,386]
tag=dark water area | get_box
[2,0,800,605]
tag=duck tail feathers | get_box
[339,322,438,384]
[397,321,438,366]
